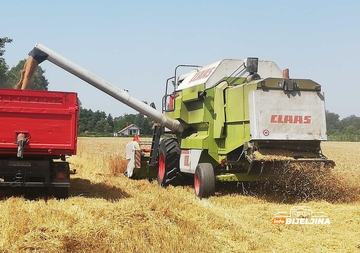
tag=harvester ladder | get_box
[149,125,163,166]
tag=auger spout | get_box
[29,43,184,133]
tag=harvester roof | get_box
[176,59,283,90]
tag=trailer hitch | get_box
[16,133,28,158]
[10,171,25,187]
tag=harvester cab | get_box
[27,43,335,199]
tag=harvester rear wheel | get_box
[194,163,215,199]
[157,138,181,187]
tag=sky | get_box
[2,0,359,119]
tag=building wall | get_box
[118,126,140,136]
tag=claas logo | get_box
[270,115,311,124]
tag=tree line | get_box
[78,108,153,136]
[326,111,360,141]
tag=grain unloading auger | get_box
[30,43,335,198]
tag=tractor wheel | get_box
[194,163,215,199]
[157,138,181,187]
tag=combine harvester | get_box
[7,43,333,199]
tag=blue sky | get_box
[2,0,359,119]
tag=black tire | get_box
[157,138,181,187]
[194,163,215,199]
[53,187,69,199]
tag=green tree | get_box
[344,125,358,135]
[344,125,359,141]
[89,110,106,131]
[340,115,360,132]
[6,59,49,90]
[0,62,9,88]
[95,118,111,133]
[78,108,115,134]
[78,108,93,133]
[325,111,341,135]
[0,37,12,88]
[106,113,114,133]
[134,114,153,135]
[0,37,12,58]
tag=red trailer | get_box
[0,89,78,198]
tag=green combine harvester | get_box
[29,44,335,198]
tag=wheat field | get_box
[0,138,359,253]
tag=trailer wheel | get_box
[53,187,69,199]
[157,138,181,187]
[194,163,215,199]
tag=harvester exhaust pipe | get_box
[28,43,184,133]
[282,69,289,79]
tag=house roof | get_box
[117,124,140,134]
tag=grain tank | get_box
[28,43,334,199]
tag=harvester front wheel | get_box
[157,138,181,187]
[194,163,215,199]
